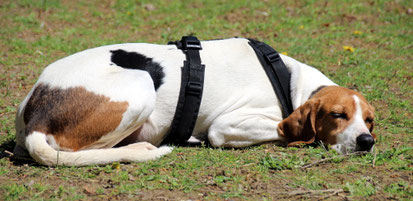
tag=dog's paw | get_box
[158,145,173,152]
[123,142,157,150]
[155,146,174,156]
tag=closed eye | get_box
[365,118,374,123]
[331,112,347,119]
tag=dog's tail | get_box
[24,131,173,166]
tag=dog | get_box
[13,38,376,166]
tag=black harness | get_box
[161,36,293,145]
[247,38,293,118]
[162,36,205,145]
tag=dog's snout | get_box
[356,134,375,151]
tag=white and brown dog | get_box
[13,38,376,166]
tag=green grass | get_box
[0,0,412,200]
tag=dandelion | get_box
[343,46,355,53]
[281,52,288,55]
[111,162,121,170]
[353,30,363,35]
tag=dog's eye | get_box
[331,112,347,119]
[365,118,374,123]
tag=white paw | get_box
[123,142,157,150]
[156,146,174,155]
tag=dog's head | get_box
[278,86,376,153]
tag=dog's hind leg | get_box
[18,69,171,166]
[24,131,172,166]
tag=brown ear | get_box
[277,99,320,147]
[370,121,376,139]
[369,105,376,139]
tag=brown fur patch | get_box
[24,84,128,151]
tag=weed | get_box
[2,184,27,200]
[384,181,413,198]
[260,155,297,170]
[345,177,378,197]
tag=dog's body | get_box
[14,38,376,166]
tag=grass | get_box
[0,0,412,200]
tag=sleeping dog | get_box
[13,38,376,166]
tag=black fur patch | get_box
[110,49,165,90]
[309,85,327,98]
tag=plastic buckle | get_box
[187,81,202,95]
[265,51,280,63]
[182,36,202,50]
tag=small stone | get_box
[144,4,156,11]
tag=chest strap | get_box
[162,36,205,145]
[248,38,293,118]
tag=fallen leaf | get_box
[129,174,136,181]
[84,186,96,195]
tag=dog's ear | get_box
[368,104,376,140]
[277,99,320,147]
[370,121,376,139]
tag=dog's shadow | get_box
[0,139,39,166]
[0,138,15,159]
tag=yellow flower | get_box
[299,25,304,29]
[281,52,288,55]
[343,46,355,52]
[353,30,363,35]
[111,162,121,170]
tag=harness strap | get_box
[162,36,205,145]
[248,39,293,118]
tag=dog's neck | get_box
[280,55,337,110]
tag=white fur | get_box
[25,131,172,166]
[16,38,351,166]
[332,95,372,154]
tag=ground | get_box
[0,0,412,200]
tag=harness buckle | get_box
[187,81,202,95]
[182,36,202,50]
[265,51,280,63]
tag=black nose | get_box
[356,134,375,151]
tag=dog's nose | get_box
[356,134,375,151]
